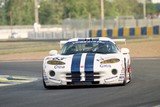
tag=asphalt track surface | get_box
[0,59,160,107]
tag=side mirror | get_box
[121,48,129,54]
[49,50,58,56]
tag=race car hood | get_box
[44,53,123,71]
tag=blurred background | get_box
[0,0,160,60]
[0,0,160,39]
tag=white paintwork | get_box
[43,37,131,86]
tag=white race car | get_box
[43,37,131,89]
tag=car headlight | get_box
[47,60,65,65]
[100,58,120,64]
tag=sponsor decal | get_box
[43,72,48,80]
[75,41,103,44]
[53,57,66,61]
[96,57,105,62]
[43,77,48,81]
[100,64,111,68]
[75,38,105,44]
[118,75,125,82]
[105,76,118,80]
[45,57,52,60]
[49,77,61,82]
[120,73,125,76]
[78,38,99,41]
[118,80,123,82]
[54,65,65,69]
[119,76,124,79]
[49,78,62,84]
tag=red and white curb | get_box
[0,75,38,87]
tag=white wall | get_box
[151,0,160,3]
[0,28,33,39]
[0,27,62,40]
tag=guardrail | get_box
[1,19,160,40]
[28,30,88,40]
[28,26,159,40]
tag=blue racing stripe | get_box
[71,53,82,82]
[85,53,95,82]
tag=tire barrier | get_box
[89,26,160,38]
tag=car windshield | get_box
[61,41,118,55]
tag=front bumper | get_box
[43,71,125,86]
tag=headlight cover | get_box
[47,60,65,65]
[100,58,120,64]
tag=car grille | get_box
[66,72,100,80]
[67,81,99,85]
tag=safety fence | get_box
[1,19,160,40]
[28,30,88,40]
[28,25,160,40]
[89,25,160,38]
[27,18,160,40]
